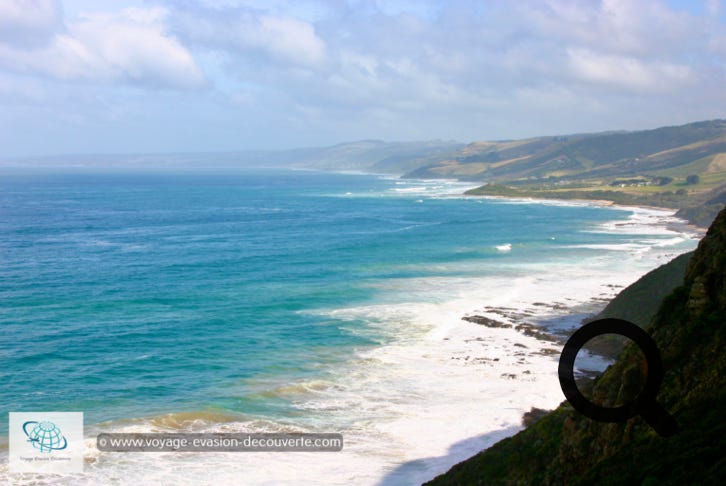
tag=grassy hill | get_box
[425,207,726,486]
[406,120,726,182]
[403,120,726,227]
[296,122,726,226]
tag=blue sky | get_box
[0,0,725,157]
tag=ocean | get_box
[0,168,699,484]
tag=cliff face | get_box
[426,207,726,486]
[592,250,693,328]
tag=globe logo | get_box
[22,421,68,453]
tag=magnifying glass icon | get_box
[558,318,677,437]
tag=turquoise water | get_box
[0,169,684,434]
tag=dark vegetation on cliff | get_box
[593,251,693,328]
[578,251,694,359]
[425,207,726,486]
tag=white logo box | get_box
[9,412,84,474]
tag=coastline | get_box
[372,182,704,484]
[460,184,718,232]
[405,193,704,484]
[462,192,709,232]
[335,188,704,484]
[0,173,705,485]
[104,182,704,485]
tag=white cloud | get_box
[0,5,205,89]
[1,0,725,156]
[709,34,726,57]
[257,15,325,66]
[706,0,723,16]
[567,48,694,92]
[529,0,697,57]
[0,0,63,47]
[173,8,326,69]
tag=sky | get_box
[0,0,725,157]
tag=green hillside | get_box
[592,251,692,328]
[579,251,693,358]
[404,120,726,227]
[425,207,726,486]
[406,120,726,181]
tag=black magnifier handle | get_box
[639,400,677,437]
[558,318,678,437]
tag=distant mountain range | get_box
[404,120,726,180]
[291,120,726,187]
[303,120,726,226]
[6,120,725,180]
[438,120,726,228]
[6,120,725,182]
[288,139,465,174]
[4,119,725,225]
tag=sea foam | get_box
[0,175,702,485]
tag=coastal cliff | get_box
[425,206,726,485]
